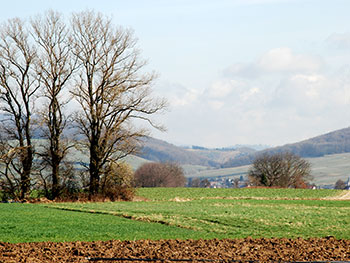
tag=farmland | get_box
[1,188,349,244]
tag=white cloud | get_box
[155,82,199,107]
[326,32,350,49]
[257,47,322,73]
[223,63,260,79]
[271,73,331,116]
[223,48,323,80]
[240,87,260,102]
[152,47,350,147]
[207,79,238,99]
[208,100,225,110]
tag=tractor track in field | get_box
[326,190,350,200]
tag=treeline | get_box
[0,11,166,201]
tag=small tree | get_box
[233,178,240,188]
[248,152,312,188]
[190,178,201,187]
[100,162,134,201]
[335,179,346,190]
[199,178,211,188]
[134,162,186,187]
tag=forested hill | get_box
[137,137,219,167]
[222,126,350,168]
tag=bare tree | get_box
[134,162,185,187]
[70,11,166,196]
[31,11,76,199]
[233,178,240,188]
[190,177,201,187]
[0,18,39,199]
[199,179,211,188]
[335,179,346,190]
[248,152,312,188]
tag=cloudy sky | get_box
[2,0,350,147]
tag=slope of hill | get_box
[137,137,259,167]
[137,137,218,167]
[222,127,350,168]
[270,127,350,157]
[187,147,255,164]
[184,153,350,187]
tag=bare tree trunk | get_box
[89,136,102,195]
[20,147,33,199]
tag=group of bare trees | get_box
[134,162,186,187]
[0,11,166,200]
[248,152,312,188]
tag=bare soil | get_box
[1,237,350,262]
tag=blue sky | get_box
[2,0,350,147]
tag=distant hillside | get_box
[222,126,350,168]
[137,137,219,167]
[267,127,350,156]
[187,147,255,165]
[138,137,260,167]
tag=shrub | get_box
[100,162,135,201]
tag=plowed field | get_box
[1,237,350,262]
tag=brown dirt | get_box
[1,237,350,262]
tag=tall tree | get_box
[70,11,166,196]
[0,18,39,199]
[31,11,76,199]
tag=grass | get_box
[0,203,218,243]
[1,188,349,243]
[135,187,342,201]
[47,197,350,240]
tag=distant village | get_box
[188,176,350,190]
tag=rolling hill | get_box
[136,127,350,186]
[137,137,258,167]
[31,126,350,187]
[137,137,218,167]
[222,126,350,168]
[138,126,350,170]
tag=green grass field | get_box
[1,188,349,243]
[135,187,342,200]
[0,203,216,243]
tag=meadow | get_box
[1,188,349,243]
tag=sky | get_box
[2,0,350,148]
